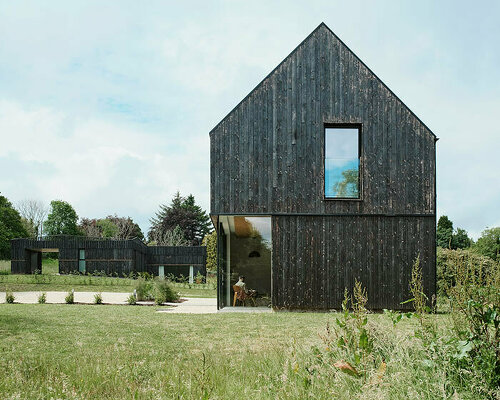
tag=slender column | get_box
[226,233,231,305]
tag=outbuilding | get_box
[11,236,206,281]
[210,23,437,310]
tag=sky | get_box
[0,0,499,239]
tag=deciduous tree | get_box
[451,228,472,250]
[332,168,359,197]
[106,215,144,240]
[79,218,102,237]
[474,227,500,261]
[16,199,48,238]
[149,225,189,246]
[97,219,119,238]
[0,194,29,259]
[437,216,473,250]
[202,230,217,272]
[78,215,144,240]
[437,216,453,248]
[44,200,81,236]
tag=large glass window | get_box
[325,127,360,198]
[218,216,272,308]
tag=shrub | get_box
[202,230,217,272]
[195,271,205,284]
[5,291,15,304]
[135,279,154,301]
[154,290,166,305]
[94,292,103,304]
[473,226,500,261]
[65,290,74,304]
[127,293,137,305]
[0,270,10,275]
[437,248,498,295]
[38,292,47,304]
[137,272,153,280]
[446,249,500,389]
[154,280,179,305]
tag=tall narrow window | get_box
[78,249,86,273]
[325,127,360,198]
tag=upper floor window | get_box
[324,126,360,198]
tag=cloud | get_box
[0,1,498,240]
[0,100,209,234]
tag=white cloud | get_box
[0,1,499,240]
[0,100,209,233]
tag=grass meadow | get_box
[0,304,478,400]
[1,252,498,399]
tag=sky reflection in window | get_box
[325,128,359,198]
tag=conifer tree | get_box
[149,192,211,245]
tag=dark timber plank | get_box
[210,24,436,310]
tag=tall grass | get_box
[2,303,496,399]
[2,255,497,397]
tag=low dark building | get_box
[10,236,206,280]
[145,245,207,280]
[210,23,437,310]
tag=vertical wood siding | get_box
[210,24,436,215]
[210,23,437,310]
[10,237,207,277]
[272,215,436,310]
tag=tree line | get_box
[0,191,213,259]
[2,190,498,269]
[437,215,499,261]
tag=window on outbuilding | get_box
[78,249,86,273]
[324,127,360,198]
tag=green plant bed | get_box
[0,283,136,293]
[0,274,216,298]
[0,274,136,293]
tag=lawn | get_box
[0,258,60,275]
[0,304,494,399]
[1,255,498,399]
[0,259,10,273]
[0,259,216,298]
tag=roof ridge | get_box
[319,23,437,139]
[209,22,326,135]
[209,22,437,140]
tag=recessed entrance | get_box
[217,216,271,308]
[27,248,60,274]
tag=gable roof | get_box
[209,22,437,140]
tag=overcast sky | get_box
[1,1,499,239]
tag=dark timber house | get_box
[11,236,207,280]
[210,23,437,310]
